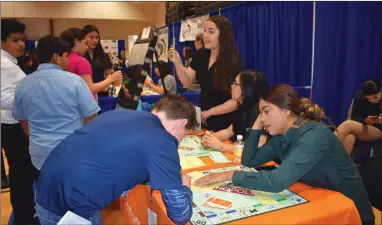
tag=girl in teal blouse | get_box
[195,84,375,225]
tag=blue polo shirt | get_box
[13,63,100,170]
[36,110,183,218]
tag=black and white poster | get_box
[101,40,119,62]
[154,27,168,62]
[179,15,209,42]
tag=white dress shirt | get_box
[1,49,26,124]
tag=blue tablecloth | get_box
[98,92,201,114]
[98,97,118,114]
[140,92,201,106]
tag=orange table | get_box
[120,150,361,225]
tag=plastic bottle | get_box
[234,135,244,164]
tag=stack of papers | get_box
[58,211,91,225]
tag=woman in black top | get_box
[169,15,243,131]
[201,70,269,153]
[83,25,118,97]
[335,80,382,154]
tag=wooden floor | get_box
[1,149,381,224]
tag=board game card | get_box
[209,151,231,163]
[179,156,205,169]
[203,197,232,209]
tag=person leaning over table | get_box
[195,84,375,225]
[201,70,269,153]
[169,15,243,132]
[35,95,197,225]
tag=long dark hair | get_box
[155,60,172,79]
[231,70,269,141]
[59,28,85,49]
[237,70,269,110]
[82,25,108,69]
[208,15,241,91]
[262,84,335,129]
[362,80,381,96]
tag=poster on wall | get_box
[153,27,169,62]
[179,14,209,42]
[100,40,119,62]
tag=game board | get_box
[188,166,308,225]
[178,135,212,157]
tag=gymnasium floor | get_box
[1,149,381,224]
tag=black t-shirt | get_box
[84,53,112,84]
[190,48,243,131]
[351,90,382,130]
[230,103,260,142]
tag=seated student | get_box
[335,80,382,154]
[35,95,197,225]
[201,70,269,153]
[194,84,375,225]
[12,35,100,172]
[144,60,177,95]
[60,28,122,101]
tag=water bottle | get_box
[234,135,244,164]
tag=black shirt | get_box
[190,48,242,131]
[84,53,112,84]
[351,90,382,130]
[230,103,260,142]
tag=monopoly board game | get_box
[188,166,308,225]
[178,135,211,157]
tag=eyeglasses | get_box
[232,81,241,86]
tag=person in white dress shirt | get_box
[1,19,39,225]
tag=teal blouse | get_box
[232,120,375,223]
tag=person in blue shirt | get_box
[12,35,100,171]
[35,95,198,225]
[195,84,375,225]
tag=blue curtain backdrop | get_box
[312,2,382,125]
[221,2,313,87]
[166,1,313,91]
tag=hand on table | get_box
[144,78,153,87]
[194,171,234,186]
[201,132,223,151]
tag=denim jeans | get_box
[36,203,102,225]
